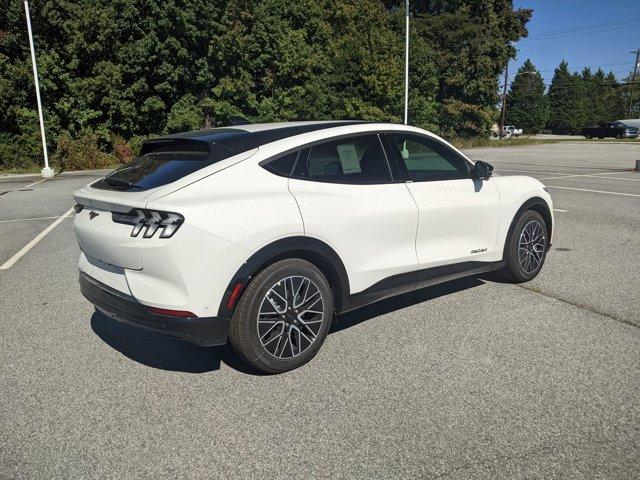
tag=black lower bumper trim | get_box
[79,272,229,347]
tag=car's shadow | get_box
[91,276,485,375]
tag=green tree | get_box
[0,0,531,171]
[505,59,548,133]
[547,61,582,134]
[603,72,626,120]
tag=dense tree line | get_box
[0,0,530,170]
[506,59,634,134]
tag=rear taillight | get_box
[112,209,184,239]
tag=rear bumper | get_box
[79,272,229,346]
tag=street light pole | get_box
[628,49,640,119]
[24,0,53,179]
[404,0,409,125]
[499,60,509,139]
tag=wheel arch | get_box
[217,236,350,319]
[503,196,553,259]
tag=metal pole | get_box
[499,61,509,139]
[24,0,53,178]
[627,49,640,119]
[404,0,409,125]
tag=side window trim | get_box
[379,133,407,182]
[384,133,472,183]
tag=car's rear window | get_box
[93,151,217,191]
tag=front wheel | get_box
[228,258,333,374]
[501,210,548,282]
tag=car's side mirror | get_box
[472,161,494,180]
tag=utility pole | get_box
[499,61,509,139]
[627,49,640,119]
[24,1,54,179]
[404,0,409,125]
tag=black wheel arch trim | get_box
[503,196,553,259]
[217,236,351,319]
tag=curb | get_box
[0,168,112,183]
[0,173,41,183]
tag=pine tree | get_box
[603,72,626,120]
[547,61,582,134]
[591,68,608,124]
[505,59,548,133]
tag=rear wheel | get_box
[501,210,548,283]
[228,258,333,374]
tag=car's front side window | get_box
[387,134,469,181]
[292,134,392,184]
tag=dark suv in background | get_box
[582,121,639,139]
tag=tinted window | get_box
[262,151,299,177]
[293,135,391,184]
[93,151,215,191]
[388,134,469,181]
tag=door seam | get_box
[402,182,421,266]
[287,178,306,235]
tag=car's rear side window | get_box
[262,151,299,177]
[292,135,391,184]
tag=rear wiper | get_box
[103,177,143,189]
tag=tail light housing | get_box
[112,209,184,238]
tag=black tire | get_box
[228,258,333,374]
[501,210,548,283]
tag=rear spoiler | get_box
[140,138,211,156]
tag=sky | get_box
[512,0,640,86]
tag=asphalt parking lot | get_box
[1,142,639,479]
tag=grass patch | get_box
[449,137,563,150]
[0,166,42,176]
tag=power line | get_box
[527,16,640,38]
[521,19,640,41]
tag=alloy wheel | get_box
[518,220,546,274]
[257,276,325,359]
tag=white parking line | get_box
[538,172,640,181]
[545,185,640,198]
[0,207,75,270]
[494,168,568,176]
[0,215,73,224]
[553,209,567,212]
[22,178,46,188]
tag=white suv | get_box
[74,121,552,373]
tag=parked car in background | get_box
[616,119,640,130]
[582,121,639,139]
[502,125,522,137]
